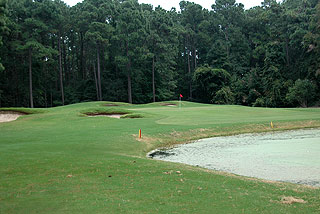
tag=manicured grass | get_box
[1,101,320,213]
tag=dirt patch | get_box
[160,103,177,107]
[133,134,163,152]
[281,196,307,204]
[85,113,126,119]
[0,111,26,123]
[148,149,176,158]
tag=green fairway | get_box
[1,102,320,213]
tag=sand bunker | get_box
[86,113,126,119]
[104,104,119,107]
[160,103,177,107]
[0,111,25,123]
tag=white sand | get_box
[105,114,123,119]
[88,114,124,119]
[0,111,24,123]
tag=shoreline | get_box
[146,120,320,154]
[148,127,320,188]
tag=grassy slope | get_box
[1,101,320,213]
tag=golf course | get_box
[1,101,320,213]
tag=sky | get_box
[63,0,268,10]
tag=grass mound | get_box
[81,107,144,119]
[0,110,27,115]
[0,107,45,115]
[104,104,120,106]
[81,108,128,117]
[121,113,144,118]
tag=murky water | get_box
[150,129,320,186]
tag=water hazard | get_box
[150,129,320,187]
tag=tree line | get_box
[0,0,319,108]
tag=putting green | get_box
[131,104,320,125]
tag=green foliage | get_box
[86,22,113,44]
[209,0,249,76]
[253,97,266,107]
[0,0,7,71]
[213,86,235,104]
[0,0,319,107]
[286,79,318,107]
[193,65,231,103]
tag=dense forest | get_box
[0,0,319,108]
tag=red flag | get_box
[180,94,183,98]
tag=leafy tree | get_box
[0,0,7,72]
[113,0,146,103]
[20,1,53,108]
[214,86,235,104]
[209,0,250,76]
[286,79,317,107]
[0,0,319,108]
[146,6,178,102]
[179,1,205,99]
[303,1,320,85]
[86,22,113,101]
[193,65,231,103]
[52,0,70,105]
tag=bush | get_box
[213,87,235,104]
[193,65,231,103]
[286,79,317,107]
[253,97,266,107]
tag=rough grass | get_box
[1,101,320,214]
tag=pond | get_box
[150,129,320,187]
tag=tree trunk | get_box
[97,44,102,101]
[152,55,156,102]
[63,39,68,83]
[223,27,230,58]
[44,90,47,108]
[126,41,132,104]
[58,34,65,105]
[285,38,290,66]
[187,50,192,99]
[194,48,197,69]
[13,59,19,106]
[50,91,53,107]
[93,63,99,101]
[71,43,76,88]
[80,32,85,80]
[29,47,34,108]
[127,65,132,104]
[43,65,47,108]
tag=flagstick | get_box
[179,96,181,109]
